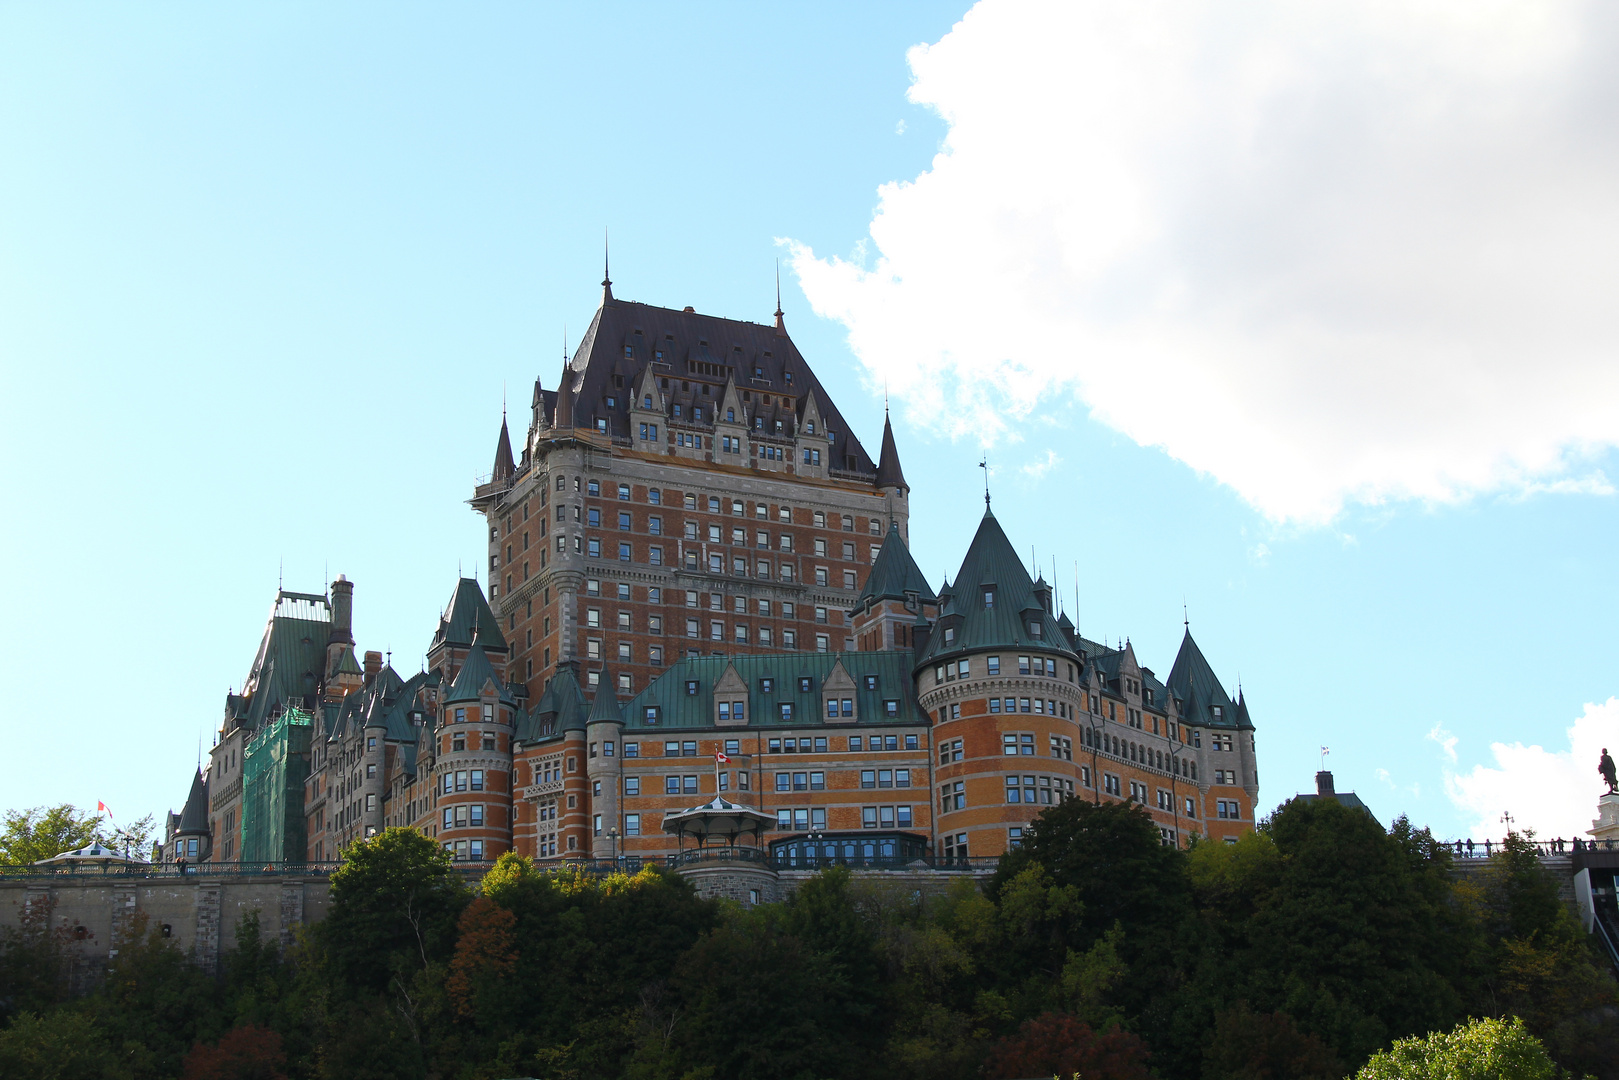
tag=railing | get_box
[667,846,771,868]
[1440,837,1581,859]
[770,854,999,873]
[0,862,345,881]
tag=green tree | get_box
[0,804,107,865]
[1355,1016,1555,1080]
[0,1009,133,1080]
[1229,801,1476,1065]
[1469,831,1617,1077]
[81,912,225,1080]
[317,827,468,997]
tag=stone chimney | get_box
[1316,770,1336,797]
[329,576,355,646]
[364,650,383,684]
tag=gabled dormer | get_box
[628,363,665,454]
[794,390,830,479]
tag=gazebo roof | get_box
[35,842,148,865]
[661,795,775,843]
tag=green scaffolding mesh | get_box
[239,705,312,864]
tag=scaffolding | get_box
[239,705,312,864]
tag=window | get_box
[779,703,794,721]
[1104,773,1122,796]
[1218,799,1241,820]
[942,781,966,811]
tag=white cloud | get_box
[1427,722,1458,763]
[791,0,1619,524]
[1375,768,1394,788]
[1444,698,1619,840]
[1020,449,1061,480]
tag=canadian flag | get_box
[97,801,113,820]
[714,751,730,764]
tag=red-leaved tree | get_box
[983,1013,1153,1080]
[181,1024,287,1080]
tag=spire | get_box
[553,355,574,429]
[875,410,908,492]
[774,259,786,335]
[602,230,613,303]
[979,457,992,512]
[492,412,515,483]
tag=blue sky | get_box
[3,2,1615,843]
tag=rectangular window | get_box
[862,806,878,829]
[665,776,680,795]
[683,775,699,795]
[776,772,791,792]
[624,776,640,796]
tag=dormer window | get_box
[1212,706,1223,721]
[943,627,956,645]
[595,418,608,433]
[655,349,664,361]
[673,404,682,418]
[727,408,735,422]
[983,588,995,608]
[643,395,653,408]
[624,346,633,358]
[693,407,702,421]
[754,366,764,378]
[784,371,792,384]
[605,396,616,408]
[1029,621,1043,639]
[806,421,815,435]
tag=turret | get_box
[585,667,623,859]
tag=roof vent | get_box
[683,306,695,313]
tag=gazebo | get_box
[33,843,149,872]
[661,795,779,904]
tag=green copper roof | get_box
[238,590,333,729]
[622,651,922,731]
[1166,629,1248,729]
[516,668,588,743]
[431,578,507,652]
[855,522,937,608]
[587,668,622,724]
[327,645,362,680]
[444,642,514,705]
[916,509,1076,668]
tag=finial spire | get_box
[1183,600,1189,630]
[602,229,613,302]
[773,259,786,334]
[979,457,990,508]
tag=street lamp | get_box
[607,826,619,867]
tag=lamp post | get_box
[607,826,619,868]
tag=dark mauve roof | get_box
[492,416,515,481]
[875,412,907,491]
[553,296,877,475]
[177,770,209,835]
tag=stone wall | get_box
[0,875,331,977]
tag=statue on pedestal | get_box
[1601,748,1617,795]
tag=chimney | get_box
[364,650,383,684]
[1316,770,1336,797]
[329,575,355,646]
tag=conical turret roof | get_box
[587,668,622,724]
[492,415,515,482]
[1167,628,1244,729]
[875,412,907,492]
[444,641,514,706]
[917,508,1074,667]
[177,769,209,836]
